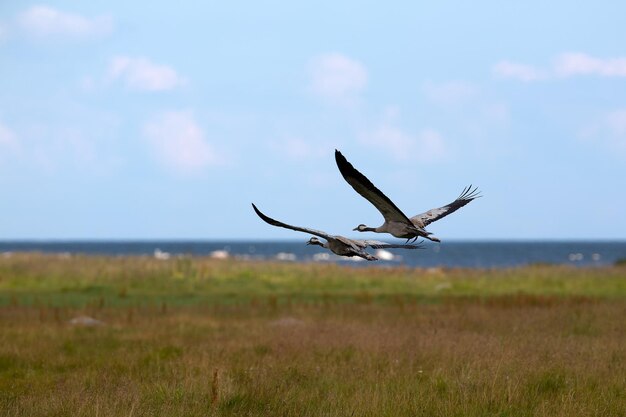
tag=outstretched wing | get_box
[252,203,333,240]
[335,150,413,225]
[362,239,425,250]
[335,235,365,251]
[410,185,481,227]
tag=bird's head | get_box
[353,224,368,232]
[306,237,323,246]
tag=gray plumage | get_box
[335,149,480,243]
[252,203,423,261]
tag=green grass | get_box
[2,253,626,307]
[1,254,626,416]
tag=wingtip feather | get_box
[458,185,482,201]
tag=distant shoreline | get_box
[2,241,625,268]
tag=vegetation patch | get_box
[0,254,625,416]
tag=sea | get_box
[1,240,625,268]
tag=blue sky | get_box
[1,1,625,240]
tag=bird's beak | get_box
[352,227,358,231]
[306,241,311,245]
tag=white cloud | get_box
[604,110,626,153]
[309,53,368,105]
[423,81,477,105]
[358,107,449,163]
[17,5,112,37]
[554,53,626,77]
[606,109,626,136]
[481,102,510,125]
[0,122,19,153]
[109,56,186,91]
[421,81,510,137]
[61,128,97,165]
[142,111,220,174]
[579,109,626,155]
[494,52,626,81]
[0,122,115,173]
[78,75,96,92]
[360,124,448,163]
[492,61,545,81]
[417,129,448,161]
[0,22,8,43]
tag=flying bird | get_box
[335,149,480,243]
[252,203,423,261]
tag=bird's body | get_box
[355,220,425,240]
[335,150,480,243]
[252,203,422,261]
[309,236,377,261]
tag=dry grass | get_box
[1,254,625,416]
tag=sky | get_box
[1,1,625,240]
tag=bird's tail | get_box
[425,235,440,243]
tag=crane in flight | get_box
[252,203,423,261]
[335,149,480,243]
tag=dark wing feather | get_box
[335,150,412,225]
[252,203,333,240]
[362,240,425,250]
[410,185,481,227]
[335,235,364,251]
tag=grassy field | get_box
[1,253,625,416]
